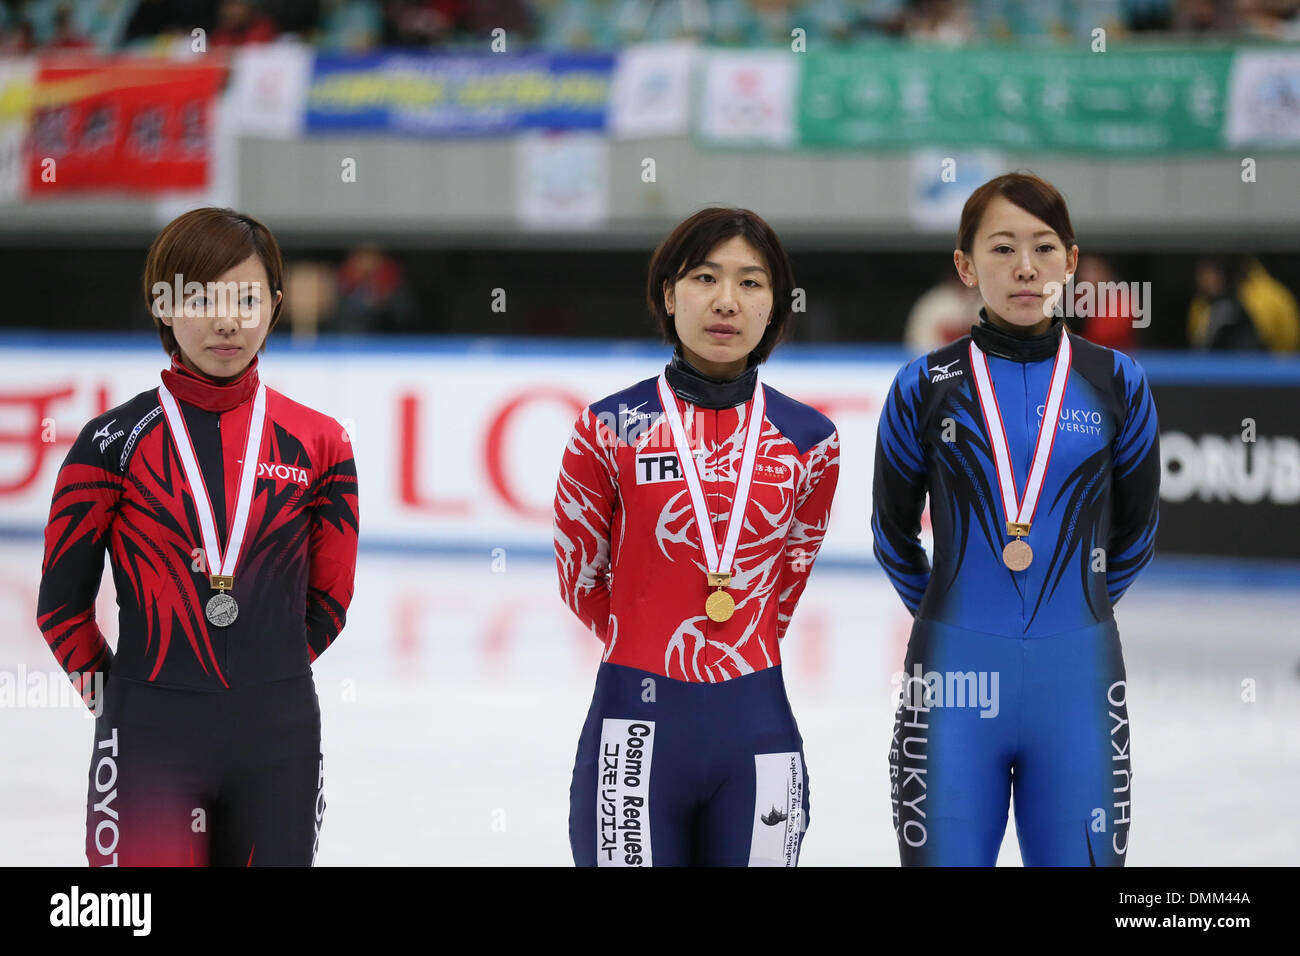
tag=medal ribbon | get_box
[655,372,765,577]
[158,381,267,584]
[968,329,1072,532]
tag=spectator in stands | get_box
[1236,0,1300,39]
[48,2,93,48]
[1173,0,1238,32]
[283,259,337,338]
[1188,255,1300,351]
[1125,0,1175,31]
[122,0,218,46]
[327,244,420,333]
[259,0,320,35]
[459,0,532,41]
[705,0,855,46]
[1072,254,1137,353]
[381,0,461,47]
[903,272,982,352]
[316,0,380,48]
[0,12,35,50]
[614,0,709,43]
[210,0,278,44]
[533,0,620,48]
[905,0,975,42]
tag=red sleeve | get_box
[553,407,618,643]
[36,418,123,710]
[776,428,840,641]
[305,425,359,662]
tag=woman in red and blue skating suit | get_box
[554,208,840,866]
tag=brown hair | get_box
[957,172,1076,253]
[645,206,795,365]
[142,207,285,355]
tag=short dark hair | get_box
[957,172,1076,253]
[142,207,285,356]
[646,207,795,365]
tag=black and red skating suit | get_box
[37,354,359,866]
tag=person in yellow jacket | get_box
[1189,256,1300,352]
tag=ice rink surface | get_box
[3,541,1297,866]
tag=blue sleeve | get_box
[871,358,932,616]
[1107,354,1160,605]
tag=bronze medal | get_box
[1002,538,1033,571]
[970,332,1072,580]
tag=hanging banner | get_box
[908,148,1006,231]
[696,49,798,148]
[607,41,696,140]
[0,58,35,202]
[788,45,1236,153]
[25,58,225,195]
[516,130,609,228]
[305,51,614,137]
[1225,48,1300,148]
[227,40,314,140]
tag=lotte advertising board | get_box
[0,338,1295,564]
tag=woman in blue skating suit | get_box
[873,173,1160,866]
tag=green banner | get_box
[797,45,1236,153]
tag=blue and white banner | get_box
[305,52,615,138]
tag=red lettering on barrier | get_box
[0,386,77,495]
[484,388,585,521]
[398,392,471,516]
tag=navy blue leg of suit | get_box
[570,663,811,867]
[890,619,1131,866]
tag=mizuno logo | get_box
[931,359,964,382]
[94,419,126,454]
[618,400,661,430]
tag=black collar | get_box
[663,348,759,409]
[970,309,1067,362]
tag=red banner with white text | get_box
[25,58,225,195]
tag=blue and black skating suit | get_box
[873,315,1160,866]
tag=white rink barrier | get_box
[0,337,904,564]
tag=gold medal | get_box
[705,571,734,622]
[706,589,735,623]
[658,371,767,631]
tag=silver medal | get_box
[205,591,239,627]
